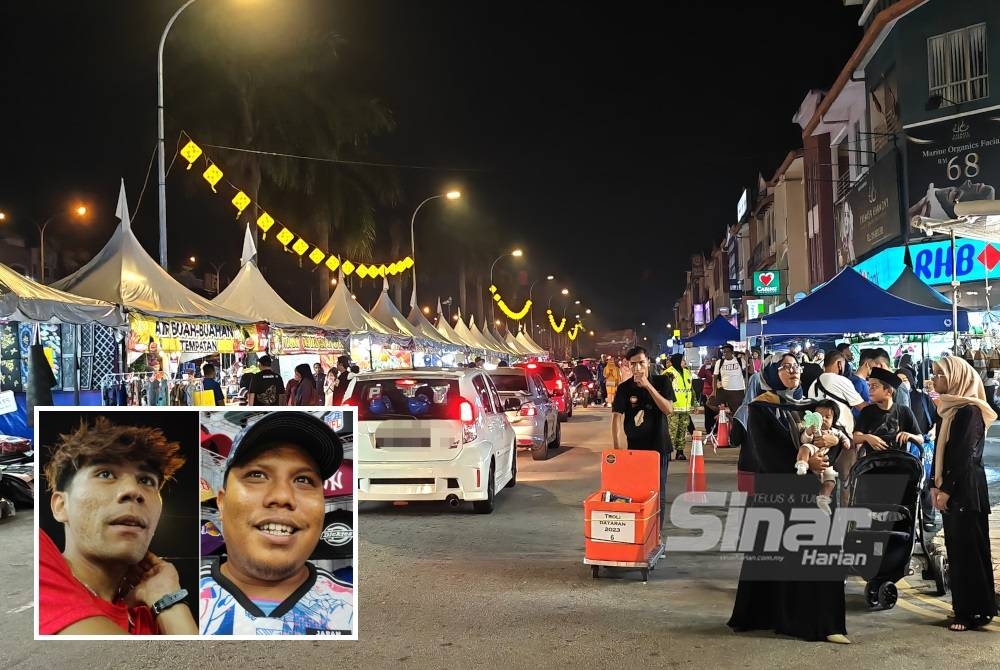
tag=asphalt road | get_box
[2,406,999,668]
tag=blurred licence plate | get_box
[376,436,431,448]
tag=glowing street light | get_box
[423,306,431,314]
[189,256,197,264]
[38,203,89,284]
[76,205,88,217]
[585,308,591,314]
[410,190,462,304]
[561,288,569,296]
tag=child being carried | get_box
[796,400,851,515]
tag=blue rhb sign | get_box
[854,238,1000,289]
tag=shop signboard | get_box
[271,327,349,355]
[693,304,705,326]
[752,271,780,296]
[746,299,765,319]
[854,238,1000,289]
[835,150,902,269]
[128,315,247,354]
[906,112,1000,235]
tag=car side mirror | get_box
[504,397,522,411]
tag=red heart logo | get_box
[759,272,774,286]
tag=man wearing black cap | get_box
[853,367,924,456]
[199,412,353,635]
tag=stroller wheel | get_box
[932,554,949,596]
[865,580,881,608]
[877,582,898,610]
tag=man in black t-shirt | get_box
[853,367,923,456]
[612,346,675,529]
[247,355,283,406]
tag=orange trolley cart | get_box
[583,449,664,582]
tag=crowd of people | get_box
[608,341,996,642]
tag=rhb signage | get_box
[753,271,780,296]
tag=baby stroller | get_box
[842,449,942,610]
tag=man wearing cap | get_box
[199,412,353,635]
[853,367,924,457]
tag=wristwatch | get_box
[151,589,189,617]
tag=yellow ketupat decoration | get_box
[180,140,202,169]
[356,264,370,279]
[276,228,294,247]
[232,191,251,218]
[292,238,309,256]
[256,212,275,236]
[547,309,567,333]
[341,260,356,276]
[203,163,223,192]
[309,247,326,265]
[325,256,341,272]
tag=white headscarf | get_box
[933,356,997,488]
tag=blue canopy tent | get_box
[746,267,968,337]
[885,264,951,308]
[684,315,740,347]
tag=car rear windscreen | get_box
[352,378,461,420]
[535,367,557,381]
[490,374,528,392]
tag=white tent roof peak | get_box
[115,179,130,232]
[213,239,316,328]
[369,287,416,336]
[52,181,255,322]
[314,273,391,333]
[241,225,258,266]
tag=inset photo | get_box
[36,408,200,637]
[198,408,356,637]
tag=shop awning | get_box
[745,267,968,337]
[683,315,740,347]
[0,262,125,327]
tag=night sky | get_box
[0,1,862,336]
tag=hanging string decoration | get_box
[547,309,567,333]
[488,285,531,321]
[566,322,584,341]
[179,133,412,278]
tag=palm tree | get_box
[169,3,399,305]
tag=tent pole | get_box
[74,324,81,406]
[951,229,959,352]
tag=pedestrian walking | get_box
[664,354,693,460]
[330,355,352,406]
[929,356,997,631]
[288,363,321,406]
[604,356,621,406]
[728,352,850,644]
[697,358,717,435]
[611,346,675,529]
[714,344,746,415]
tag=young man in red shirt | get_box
[39,417,197,635]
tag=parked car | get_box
[346,368,517,514]
[487,367,560,460]
[514,361,573,421]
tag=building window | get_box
[928,23,988,105]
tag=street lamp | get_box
[547,289,570,309]
[585,308,591,314]
[157,0,201,270]
[527,274,554,333]
[37,205,88,284]
[410,190,461,306]
[488,248,523,321]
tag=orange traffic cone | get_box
[716,404,730,448]
[686,430,707,503]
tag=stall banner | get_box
[270,327,349,355]
[835,150,902,269]
[907,112,1000,234]
[128,314,245,354]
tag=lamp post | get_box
[157,0,201,270]
[37,205,87,284]
[526,274,553,333]
[409,191,461,307]
[488,248,523,322]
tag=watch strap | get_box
[151,588,189,617]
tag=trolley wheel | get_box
[591,565,599,579]
[933,554,949,596]
[641,568,649,583]
[877,582,898,610]
[865,580,881,608]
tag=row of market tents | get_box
[683,264,968,348]
[11,180,546,360]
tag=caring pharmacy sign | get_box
[752,271,780,296]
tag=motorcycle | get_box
[571,380,593,407]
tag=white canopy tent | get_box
[407,302,452,345]
[314,272,391,333]
[213,226,319,328]
[517,328,547,354]
[437,306,478,348]
[52,181,255,323]
[505,330,536,356]
[0,263,124,327]
[368,279,418,337]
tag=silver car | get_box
[488,368,560,460]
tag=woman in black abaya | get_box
[727,353,850,643]
[930,356,997,631]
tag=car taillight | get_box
[555,379,563,390]
[526,363,537,369]
[459,400,474,423]
[454,397,478,445]
[519,404,536,417]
